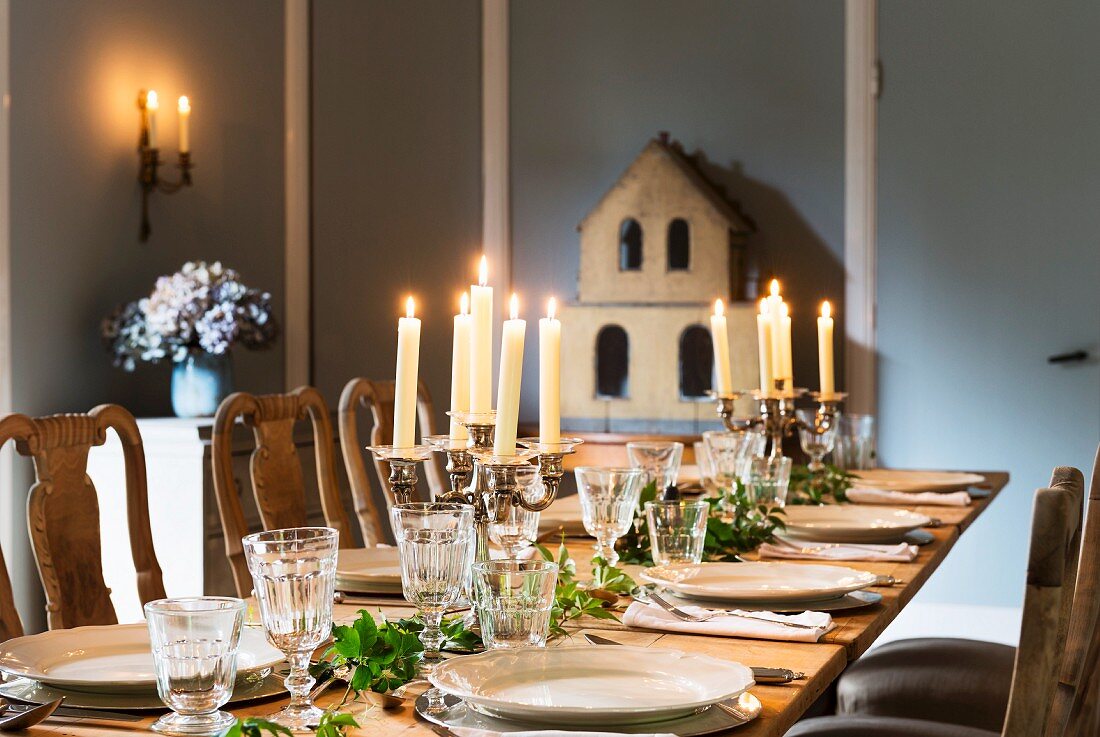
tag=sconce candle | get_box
[449,292,471,440]
[177,96,191,154]
[470,256,493,413]
[494,294,525,455]
[757,298,775,393]
[779,301,793,383]
[817,300,835,398]
[146,90,159,148]
[709,298,733,395]
[393,296,421,449]
[539,297,561,444]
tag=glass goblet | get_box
[626,441,684,494]
[574,466,645,566]
[796,408,838,472]
[488,465,541,558]
[243,527,338,732]
[145,597,246,736]
[703,430,762,510]
[390,502,475,672]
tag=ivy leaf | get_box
[331,625,360,659]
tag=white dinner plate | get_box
[336,546,403,594]
[429,645,754,725]
[640,561,878,603]
[851,469,985,493]
[0,623,284,693]
[781,506,932,543]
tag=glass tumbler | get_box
[834,413,876,470]
[703,430,762,498]
[472,559,558,649]
[145,597,246,736]
[796,408,838,472]
[488,465,541,558]
[390,502,475,671]
[743,456,793,507]
[574,466,645,566]
[626,441,684,493]
[243,527,338,732]
[645,500,709,566]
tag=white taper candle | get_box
[393,296,421,449]
[494,294,525,455]
[539,297,561,443]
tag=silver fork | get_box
[649,591,822,630]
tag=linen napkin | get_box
[847,487,971,507]
[451,729,676,737]
[759,537,918,562]
[623,600,833,643]
[488,545,540,561]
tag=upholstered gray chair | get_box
[789,461,1089,737]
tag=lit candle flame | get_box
[177,95,190,114]
[769,279,780,298]
[714,298,725,317]
[146,90,159,110]
[547,297,557,320]
[478,255,488,287]
[509,293,519,320]
[460,292,469,315]
[405,296,415,319]
[821,300,831,319]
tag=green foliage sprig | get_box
[308,609,423,696]
[534,541,636,637]
[223,717,293,737]
[788,464,854,504]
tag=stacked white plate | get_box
[336,546,403,594]
[781,506,931,544]
[851,469,984,493]
[640,561,878,604]
[430,645,754,726]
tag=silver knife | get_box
[3,704,145,722]
[582,632,804,683]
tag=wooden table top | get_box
[39,470,1008,737]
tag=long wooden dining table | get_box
[43,470,1008,737]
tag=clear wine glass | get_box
[487,465,541,558]
[626,441,684,493]
[703,429,762,496]
[796,408,838,472]
[574,466,645,566]
[390,503,475,673]
[243,527,338,732]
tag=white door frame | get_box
[284,0,311,389]
[482,0,510,295]
[0,0,13,557]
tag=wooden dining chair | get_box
[789,465,1085,737]
[0,406,166,630]
[0,533,23,641]
[1047,445,1100,737]
[337,378,446,536]
[212,386,356,596]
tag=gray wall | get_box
[311,0,482,421]
[9,0,285,629]
[510,0,845,423]
[878,1,1100,610]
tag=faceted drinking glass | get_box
[644,499,709,566]
[626,441,684,494]
[390,503,475,670]
[743,456,793,507]
[145,597,246,736]
[703,430,762,497]
[574,466,645,566]
[488,465,541,558]
[472,559,558,649]
[243,527,338,732]
[796,408,838,472]
[833,413,876,470]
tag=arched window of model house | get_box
[678,324,713,399]
[619,219,643,271]
[595,325,629,398]
[667,218,690,270]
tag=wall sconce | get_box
[137,89,194,241]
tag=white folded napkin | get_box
[760,537,918,562]
[452,729,676,737]
[488,545,540,561]
[847,487,971,507]
[623,600,833,643]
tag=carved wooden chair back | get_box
[1002,465,1084,737]
[338,378,446,540]
[1046,446,1100,737]
[0,406,166,630]
[212,387,355,596]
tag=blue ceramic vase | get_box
[170,352,233,418]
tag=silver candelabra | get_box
[709,380,847,460]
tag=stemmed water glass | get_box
[834,413,876,470]
[574,466,645,566]
[703,429,763,496]
[796,408,837,472]
[390,503,475,672]
[487,465,541,558]
[243,527,338,732]
[626,441,683,493]
[145,597,246,736]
